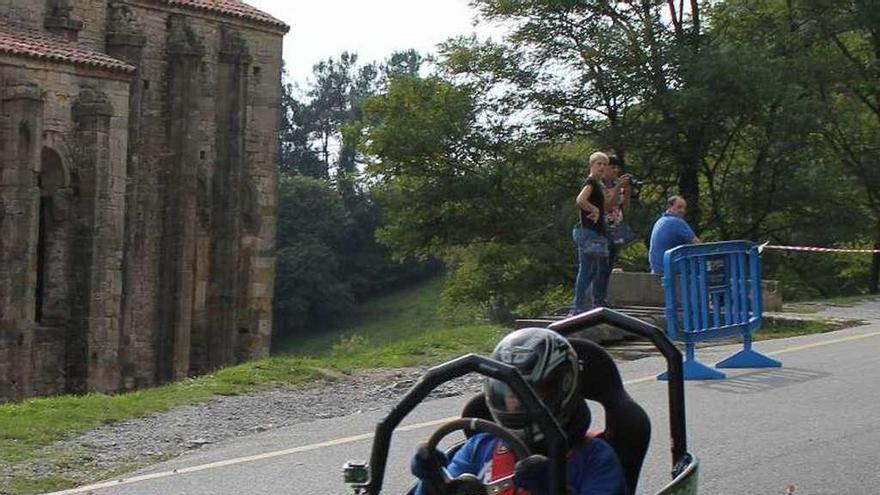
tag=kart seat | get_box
[461,338,650,495]
[569,338,650,495]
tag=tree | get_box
[354,0,880,312]
[383,48,424,80]
[288,50,426,179]
[359,72,595,319]
[279,65,326,178]
[273,51,441,340]
[304,52,384,176]
[440,0,720,227]
[710,0,879,294]
[273,175,353,338]
[796,0,880,291]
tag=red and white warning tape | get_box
[758,242,880,254]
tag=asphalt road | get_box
[49,324,880,495]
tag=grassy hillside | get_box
[275,276,504,366]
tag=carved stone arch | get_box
[38,145,71,222]
[39,146,69,195]
[41,130,75,188]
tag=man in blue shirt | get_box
[649,196,700,275]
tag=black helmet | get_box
[484,327,583,446]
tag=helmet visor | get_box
[485,363,577,420]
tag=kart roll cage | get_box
[344,308,694,495]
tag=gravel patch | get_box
[2,366,484,489]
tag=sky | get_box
[246,0,502,88]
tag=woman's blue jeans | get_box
[572,227,609,313]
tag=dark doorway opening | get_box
[36,146,66,324]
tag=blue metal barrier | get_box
[660,241,781,380]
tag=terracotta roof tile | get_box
[0,23,135,74]
[168,0,289,31]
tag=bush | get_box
[273,176,353,339]
[441,243,569,323]
[514,284,572,317]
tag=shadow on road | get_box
[692,367,830,394]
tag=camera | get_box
[619,173,645,188]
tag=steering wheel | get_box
[419,417,532,495]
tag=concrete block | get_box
[608,271,783,312]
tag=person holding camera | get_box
[570,152,611,315]
[598,155,634,306]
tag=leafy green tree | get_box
[440,0,720,226]
[710,0,879,295]
[795,0,880,291]
[383,48,424,79]
[356,1,880,310]
[361,74,517,257]
[305,52,385,176]
[359,74,597,318]
[274,175,353,338]
[279,66,326,178]
[274,51,441,340]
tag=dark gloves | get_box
[410,443,448,482]
[514,454,552,495]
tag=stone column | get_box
[238,49,282,363]
[156,16,204,381]
[0,82,43,401]
[106,1,153,390]
[205,27,251,370]
[72,88,125,393]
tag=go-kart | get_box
[342,308,699,495]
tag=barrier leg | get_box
[659,343,726,381]
[716,334,782,369]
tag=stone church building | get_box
[0,0,287,401]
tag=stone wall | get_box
[1,0,107,45]
[112,0,283,385]
[0,0,46,28]
[0,1,285,401]
[0,55,131,399]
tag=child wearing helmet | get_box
[411,327,627,495]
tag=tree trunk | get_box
[678,154,701,231]
[871,221,880,294]
[870,250,880,294]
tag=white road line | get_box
[44,329,880,494]
[44,419,453,495]
[766,330,880,356]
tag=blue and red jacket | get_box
[415,432,627,495]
